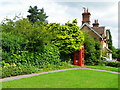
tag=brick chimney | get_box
[82,8,91,25]
[92,19,99,27]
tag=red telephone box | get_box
[73,44,84,67]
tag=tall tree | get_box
[27,6,48,24]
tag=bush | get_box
[33,44,61,66]
[104,61,120,67]
[2,64,40,78]
[2,32,29,64]
[100,61,120,67]
[84,33,101,65]
[2,34,61,66]
[2,62,81,78]
[2,17,61,67]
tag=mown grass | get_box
[2,69,118,88]
[86,65,120,72]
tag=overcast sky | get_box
[0,0,119,48]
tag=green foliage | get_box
[2,32,29,64]
[27,6,48,24]
[1,16,85,77]
[46,19,84,62]
[2,32,28,53]
[2,64,40,78]
[1,18,61,66]
[84,33,101,65]
[2,63,81,78]
[2,18,51,46]
[34,44,61,67]
[51,19,84,54]
[99,59,120,67]
[116,49,120,58]
[111,46,120,60]
[106,30,119,59]
[103,61,120,67]
[106,29,112,50]
[2,44,61,67]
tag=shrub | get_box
[2,64,40,78]
[2,17,61,67]
[2,62,80,78]
[100,61,120,67]
[35,44,61,66]
[2,44,61,67]
[2,32,28,64]
[104,61,120,67]
[84,33,101,65]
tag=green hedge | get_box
[104,61,120,67]
[2,44,61,67]
[101,61,120,67]
[2,65,40,78]
[2,63,81,78]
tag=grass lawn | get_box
[86,66,120,72]
[2,69,118,88]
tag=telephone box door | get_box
[73,44,84,67]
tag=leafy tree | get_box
[1,17,58,65]
[2,18,50,47]
[27,6,48,24]
[50,19,84,55]
[46,19,84,62]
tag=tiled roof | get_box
[92,27,106,38]
[80,23,103,40]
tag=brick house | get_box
[80,8,112,59]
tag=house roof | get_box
[80,23,103,40]
[92,27,106,38]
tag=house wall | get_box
[81,26,101,42]
[81,26,104,56]
[81,26,111,58]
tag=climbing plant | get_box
[84,33,101,65]
[106,29,112,50]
